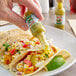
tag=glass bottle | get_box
[25,11,50,53]
[55,0,65,30]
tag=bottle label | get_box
[55,15,65,25]
[26,14,39,27]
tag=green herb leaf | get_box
[23,62,25,64]
[45,54,49,58]
[18,51,21,54]
[3,44,5,46]
[3,43,10,51]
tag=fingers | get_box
[14,0,44,20]
[26,1,44,20]
[19,0,42,18]
[7,0,13,9]
[4,8,28,31]
[33,0,41,10]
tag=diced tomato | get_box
[6,60,11,65]
[38,57,41,61]
[51,46,57,53]
[20,41,24,43]
[20,51,32,62]
[27,51,32,55]
[23,44,28,48]
[9,48,16,55]
[34,66,38,71]
[20,40,25,45]
[20,41,28,48]
[35,41,40,45]
[23,59,32,67]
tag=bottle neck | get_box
[57,2,63,9]
[37,32,48,47]
[37,32,50,53]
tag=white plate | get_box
[0,25,76,76]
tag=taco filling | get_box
[11,46,58,75]
[0,38,42,65]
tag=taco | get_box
[0,29,32,49]
[9,44,70,76]
[0,29,39,69]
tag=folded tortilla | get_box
[0,29,33,69]
[0,29,32,48]
[9,46,70,76]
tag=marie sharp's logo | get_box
[27,17,35,26]
[28,17,33,23]
[57,16,62,19]
[56,16,62,23]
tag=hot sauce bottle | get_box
[55,0,65,30]
[24,11,50,53]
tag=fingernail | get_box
[24,24,29,31]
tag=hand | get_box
[0,0,43,30]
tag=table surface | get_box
[42,9,76,76]
[0,9,76,76]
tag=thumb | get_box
[4,8,28,31]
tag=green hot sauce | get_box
[25,11,50,53]
[55,0,65,30]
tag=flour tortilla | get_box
[0,29,33,69]
[0,29,32,49]
[9,47,71,76]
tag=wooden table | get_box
[42,9,76,76]
[0,9,76,76]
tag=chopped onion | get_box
[17,72,22,75]
[29,45,33,48]
[5,52,8,54]
[35,62,43,67]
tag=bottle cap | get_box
[56,0,64,2]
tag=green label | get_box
[26,14,39,27]
[55,15,65,25]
